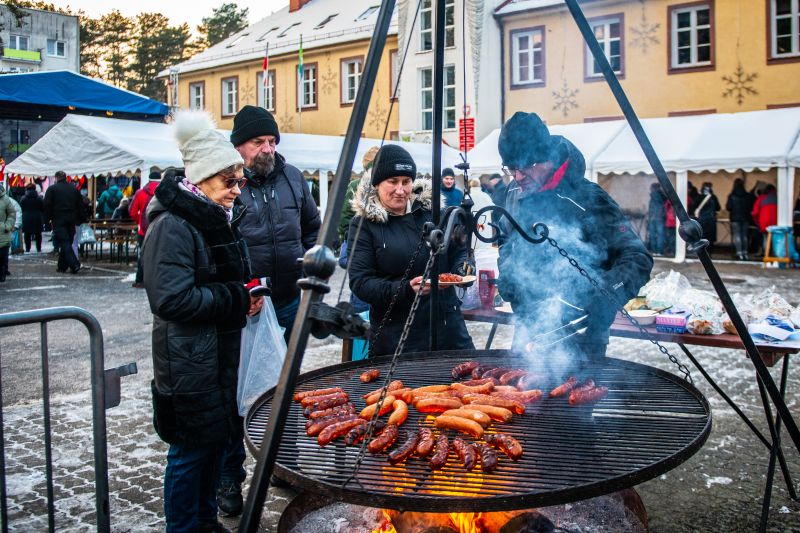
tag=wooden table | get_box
[462,305,799,531]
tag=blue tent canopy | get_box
[0,70,168,120]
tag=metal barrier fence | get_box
[0,307,137,532]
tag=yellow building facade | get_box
[499,0,800,124]
[165,0,399,139]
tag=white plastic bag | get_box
[78,223,96,244]
[237,298,287,417]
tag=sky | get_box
[49,0,290,32]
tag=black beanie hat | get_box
[498,111,552,169]
[148,171,161,181]
[371,144,417,186]
[442,167,455,178]
[230,105,280,146]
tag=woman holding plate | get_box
[347,144,474,356]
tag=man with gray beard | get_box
[496,112,652,359]
[216,105,321,515]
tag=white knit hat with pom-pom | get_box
[173,110,243,184]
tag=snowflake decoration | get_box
[722,63,758,105]
[552,79,579,118]
[241,79,256,105]
[629,9,660,53]
[368,89,387,131]
[321,58,337,96]
[278,108,295,132]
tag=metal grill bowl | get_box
[246,350,711,513]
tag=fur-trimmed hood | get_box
[351,174,436,223]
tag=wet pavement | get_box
[0,245,798,532]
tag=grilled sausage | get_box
[303,395,350,417]
[415,428,435,457]
[476,443,498,472]
[485,433,523,461]
[491,390,543,404]
[492,385,518,393]
[441,408,492,428]
[499,369,528,386]
[300,391,349,407]
[293,387,345,402]
[516,374,543,391]
[549,376,578,398]
[388,432,420,464]
[471,365,488,380]
[429,434,449,470]
[393,388,413,404]
[412,385,451,394]
[416,397,463,413]
[452,437,478,470]
[363,380,405,402]
[306,413,358,437]
[568,386,609,405]
[451,382,494,395]
[360,369,380,383]
[318,418,366,446]
[435,415,484,439]
[462,377,498,387]
[451,361,481,380]
[482,367,513,380]
[461,404,513,423]
[462,394,525,415]
[388,400,409,426]
[368,423,398,453]
[307,403,355,420]
[359,394,397,420]
[344,420,387,446]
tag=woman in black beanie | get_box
[347,144,474,356]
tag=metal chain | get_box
[343,240,439,487]
[544,236,693,383]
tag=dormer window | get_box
[356,6,379,21]
[278,23,301,37]
[226,34,249,48]
[256,27,280,41]
[315,14,337,29]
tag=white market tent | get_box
[6,114,463,216]
[466,119,626,178]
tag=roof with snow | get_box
[162,0,397,76]
[494,0,565,17]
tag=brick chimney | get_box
[289,0,312,12]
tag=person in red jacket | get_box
[752,184,778,253]
[128,171,161,288]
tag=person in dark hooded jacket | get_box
[20,183,44,252]
[441,167,464,208]
[646,183,666,255]
[496,112,653,358]
[726,178,751,260]
[348,144,474,356]
[142,110,261,533]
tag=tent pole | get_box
[777,166,793,226]
[674,171,687,263]
[319,171,329,221]
[565,0,800,455]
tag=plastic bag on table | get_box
[792,306,800,329]
[749,287,794,321]
[687,315,724,335]
[77,223,96,244]
[641,270,692,310]
[679,288,724,319]
[721,293,754,334]
[237,298,287,417]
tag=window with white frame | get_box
[341,58,362,104]
[8,35,29,50]
[670,3,712,68]
[222,77,238,116]
[419,64,456,130]
[445,0,455,47]
[189,82,204,110]
[586,16,623,77]
[257,71,275,111]
[771,0,800,58]
[420,0,432,51]
[300,64,317,108]
[510,27,545,86]
[47,39,66,57]
[355,6,379,21]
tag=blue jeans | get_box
[164,441,224,532]
[220,297,300,485]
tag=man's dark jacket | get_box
[142,174,251,446]
[348,177,474,356]
[43,180,86,227]
[238,152,320,309]
[498,137,653,352]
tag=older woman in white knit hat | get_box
[141,110,262,533]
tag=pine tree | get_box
[98,10,133,88]
[128,12,192,100]
[196,3,249,49]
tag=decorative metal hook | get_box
[472,205,550,245]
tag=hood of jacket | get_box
[352,176,435,224]
[148,174,244,230]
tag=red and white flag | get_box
[262,43,269,85]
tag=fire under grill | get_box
[245,350,711,513]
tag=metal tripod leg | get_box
[484,322,498,350]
